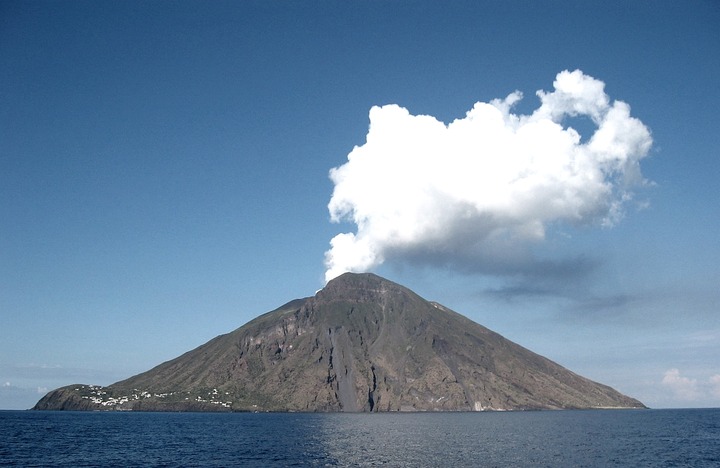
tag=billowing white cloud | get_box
[324,70,652,282]
[661,369,720,403]
[710,375,720,399]
[662,368,700,401]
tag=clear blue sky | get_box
[2,0,718,409]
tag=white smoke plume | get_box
[324,70,652,282]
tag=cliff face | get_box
[34,273,645,411]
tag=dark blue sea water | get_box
[1,409,718,467]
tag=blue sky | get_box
[1,0,718,410]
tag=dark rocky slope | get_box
[35,273,645,411]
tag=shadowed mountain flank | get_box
[34,273,645,412]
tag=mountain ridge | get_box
[34,273,645,412]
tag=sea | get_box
[1,409,718,467]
